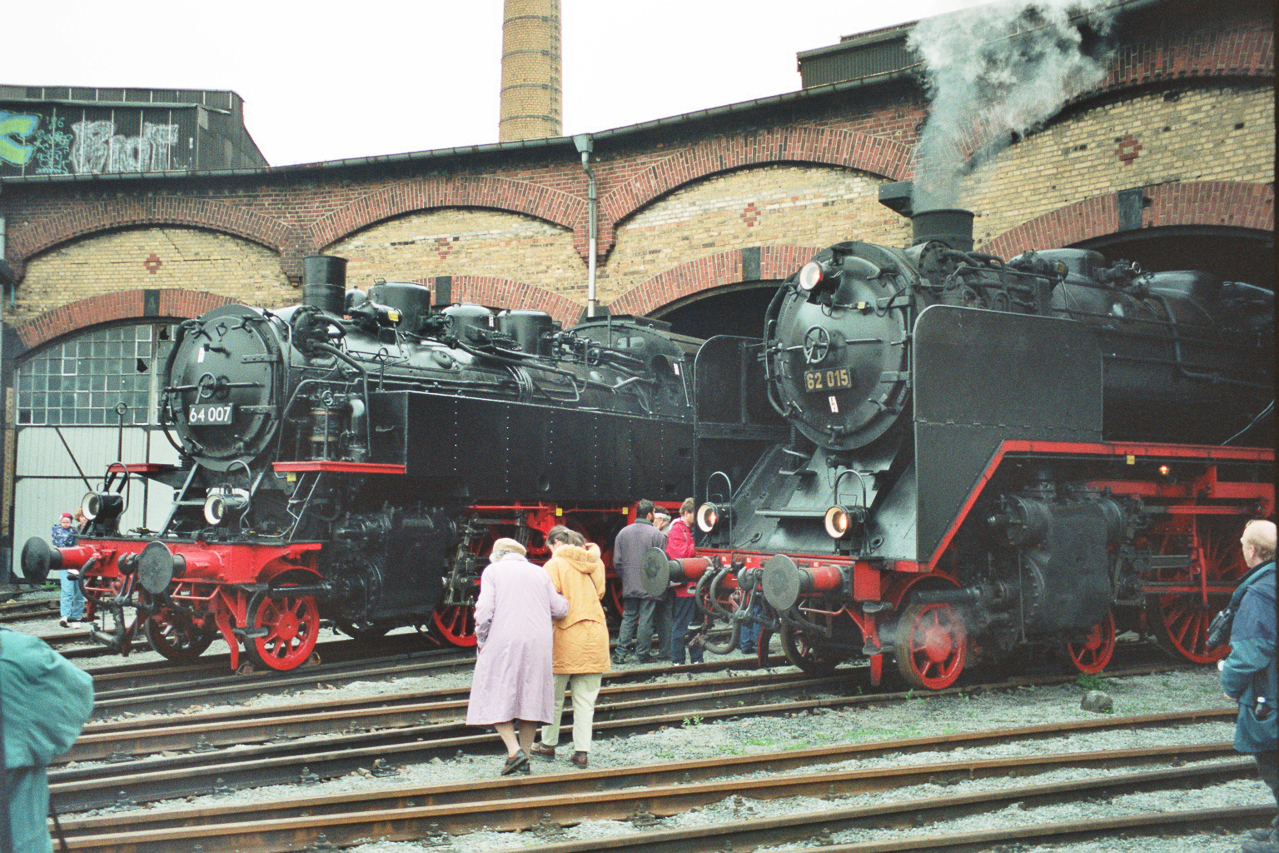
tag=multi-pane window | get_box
[16,323,176,426]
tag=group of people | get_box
[464,527,609,775]
[612,498,708,666]
[462,498,704,776]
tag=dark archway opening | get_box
[1076,226,1274,291]
[651,283,779,341]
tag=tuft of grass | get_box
[1075,672,1111,691]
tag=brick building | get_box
[0,0,1271,573]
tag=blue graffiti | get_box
[0,111,39,166]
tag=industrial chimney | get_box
[499,0,563,141]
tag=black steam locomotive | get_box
[648,204,1273,689]
[23,257,696,671]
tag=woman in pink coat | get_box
[465,537,569,775]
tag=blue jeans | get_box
[61,570,85,621]
[669,595,704,663]
[738,595,766,653]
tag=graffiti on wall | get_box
[0,111,183,175]
[0,111,39,167]
[70,120,180,173]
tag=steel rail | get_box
[71,659,1187,763]
[55,748,1254,852]
[0,596,61,622]
[68,669,826,760]
[50,699,1234,813]
[500,803,1273,853]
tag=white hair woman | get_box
[465,537,569,775]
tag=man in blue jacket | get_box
[1222,519,1277,853]
[2,629,95,853]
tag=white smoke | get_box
[907,0,1117,211]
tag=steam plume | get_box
[908,0,1116,211]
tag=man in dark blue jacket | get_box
[1222,519,1277,853]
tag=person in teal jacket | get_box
[2,629,94,853]
[1221,519,1278,853]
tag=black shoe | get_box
[500,750,529,776]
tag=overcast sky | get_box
[4,0,990,167]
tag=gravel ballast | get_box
[10,600,1274,853]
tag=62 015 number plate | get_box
[188,403,235,425]
[803,368,852,392]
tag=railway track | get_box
[81,631,1178,720]
[0,592,60,622]
[54,711,1253,852]
[52,660,1205,811]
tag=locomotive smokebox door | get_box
[166,304,282,471]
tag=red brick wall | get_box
[0,4,1271,351]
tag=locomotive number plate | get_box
[803,368,852,392]
[188,403,235,425]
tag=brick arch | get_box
[311,176,587,255]
[598,128,914,257]
[14,289,236,352]
[7,198,301,283]
[981,181,1275,258]
[609,246,823,317]
[422,275,584,328]
[1097,15,1273,95]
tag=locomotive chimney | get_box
[302,255,348,315]
[499,0,563,142]
[911,208,975,253]
[879,182,975,252]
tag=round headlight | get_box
[824,505,851,539]
[82,491,123,521]
[798,261,824,292]
[696,503,720,533]
[203,490,249,526]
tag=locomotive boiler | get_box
[23,256,697,671]
[648,203,1273,689]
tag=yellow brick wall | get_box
[960,85,1274,244]
[601,165,911,302]
[13,228,290,326]
[328,208,586,299]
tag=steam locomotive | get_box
[22,257,696,671]
[646,203,1274,689]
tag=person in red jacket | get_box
[666,498,703,665]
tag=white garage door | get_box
[12,322,180,579]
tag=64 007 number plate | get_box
[803,368,852,392]
[187,403,235,425]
